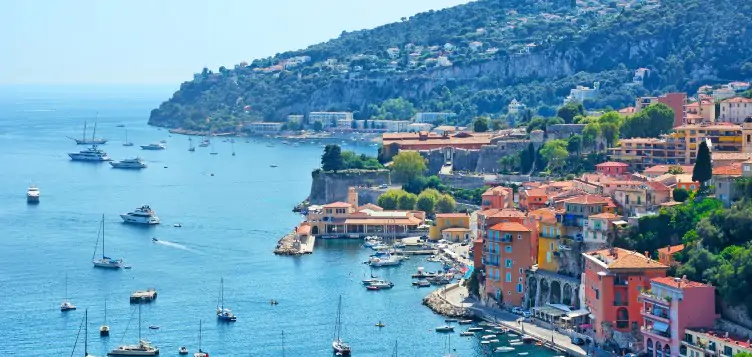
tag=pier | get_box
[130,289,158,303]
[273,229,315,256]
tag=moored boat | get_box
[140,143,166,150]
[69,146,112,162]
[110,157,146,169]
[107,304,159,356]
[60,273,76,311]
[332,295,352,355]
[435,325,454,332]
[216,278,237,322]
[27,184,40,203]
[120,205,160,225]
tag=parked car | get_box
[521,310,531,318]
[379,184,388,189]
[512,307,522,314]
[571,337,586,346]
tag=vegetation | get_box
[436,194,457,213]
[693,140,713,188]
[672,188,689,202]
[377,189,417,210]
[148,0,752,130]
[416,189,442,215]
[321,144,383,171]
[473,117,489,132]
[620,103,675,139]
[390,151,427,182]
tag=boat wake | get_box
[154,239,196,253]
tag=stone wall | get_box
[419,149,447,175]
[354,187,384,205]
[453,149,480,172]
[476,140,539,173]
[308,169,391,204]
[720,302,752,330]
[438,173,485,190]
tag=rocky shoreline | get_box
[273,232,304,256]
[422,288,471,318]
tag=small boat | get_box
[460,332,474,337]
[459,320,474,325]
[100,298,110,337]
[173,223,182,228]
[332,295,352,356]
[151,237,158,243]
[27,184,40,204]
[367,280,394,289]
[445,319,458,323]
[362,277,381,286]
[375,321,386,328]
[481,341,492,345]
[509,342,524,346]
[123,129,133,146]
[140,143,166,150]
[178,347,188,355]
[522,335,536,343]
[435,325,454,333]
[194,320,208,357]
[412,280,431,287]
[270,164,278,168]
[489,339,500,343]
[482,335,496,339]
[148,325,159,330]
[270,299,279,305]
[92,215,124,269]
[60,273,76,311]
[116,124,126,128]
[519,353,529,356]
[366,285,381,291]
[120,205,160,225]
[110,157,147,169]
[216,278,237,322]
[467,327,483,332]
[495,347,516,353]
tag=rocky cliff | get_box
[308,169,390,204]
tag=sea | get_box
[0,85,559,357]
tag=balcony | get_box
[642,326,672,342]
[641,309,670,323]
[639,292,671,306]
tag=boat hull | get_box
[120,215,160,225]
[332,341,351,356]
[27,195,39,204]
[75,139,108,145]
[69,153,112,161]
[93,259,123,269]
[110,162,146,169]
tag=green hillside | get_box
[149,0,752,131]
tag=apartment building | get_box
[635,93,687,128]
[308,112,353,128]
[484,222,535,307]
[719,97,752,124]
[414,112,456,123]
[683,329,752,357]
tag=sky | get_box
[1,0,471,85]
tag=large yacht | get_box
[120,205,160,225]
[140,143,166,150]
[110,158,147,169]
[27,185,40,203]
[107,340,159,356]
[69,146,112,162]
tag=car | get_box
[460,242,469,246]
[521,311,531,318]
[511,307,522,314]
[379,184,388,189]
[570,337,586,346]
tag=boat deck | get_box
[130,289,158,303]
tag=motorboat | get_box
[367,255,401,267]
[61,301,77,311]
[107,340,159,356]
[495,347,516,353]
[362,277,381,286]
[27,184,40,203]
[110,157,147,169]
[148,325,159,330]
[366,280,393,289]
[375,321,386,328]
[412,280,431,287]
[120,205,160,225]
[435,325,454,332]
[460,331,475,337]
[270,165,278,168]
[140,143,166,150]
[467,327,483,332]
[459,320,474,325]
[69,146,112,162]
[151,237,158,243]
[178,347,188,355]
[159,140,167,144]
[412,267,438,279]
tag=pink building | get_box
[595,162,630,177]
[481,186,514,210]
[640,276,717,357]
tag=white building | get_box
[713,86,736,101]
[386,47,400,59]
[309,112,353,128]
[444,43,455,51]
[287,114,304,123]
[247,122,284,134]
[633,68,649,84]
[565,82,600,103]
[437,56,452,67]
[719,97,752,123]
[508,99,526,114]
[730,81,751,92]
[336,118,354,130]
[408,123,433,132]
[414,112,456,123]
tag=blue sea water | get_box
[0,85,558,357]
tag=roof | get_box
[687,329,751,349]
[483,186,512,196]
[675,123,742,131]
[651,276,710,289]
[584,247,668,270]
[528,208,558,223]
[657,244,685,255]
[645,181,671,192]
[323,202,352,208]
[522,188,547,197]
[442,227,472,232]
[357,203,383,212]
[721,97,752,104]
[589,213,619,220]
[489,222,531,232]
[344,216,422,225]
[660,201,683,207]
[562,194,609,205]
[596,162,630,168]
[618,107,636,115]
[296,224,312,235]
[713,163,743,176]
[435,213,470,218]
[643,164,694,175]
[674,174,697,184]
[489,208,526,218]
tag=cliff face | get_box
[308,169,390,205]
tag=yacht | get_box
[216,278,237,322]
[69,119,108,145]
[108,304,159,356]
[92,214,124,269]
[366,280,394,289]
[120,205,160,225]
[69,146,112,162]
[110,157,147,169]
[198,137,210,147]
[332,295,351,356]
[27,185,40,203]
[367,254,402,267]
[140,143,166,150]
[61,273,76,311]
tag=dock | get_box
[299,234,315,254]
[130,289,158,303]
[403,249,438,255]
[273,231,314,255]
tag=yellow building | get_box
[429,213,470,240]
[536,216,562,273]
[683,328,752,357]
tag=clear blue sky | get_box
[1,0,471,85]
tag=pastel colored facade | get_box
[429,213,470,240]
[308,112,353,128]
[519,188,547,211]
[305,202,425,238]
[581,248,668,342]
[246,121,284,133]
[525,208,555,263]
[536,212,563,273]
[683,328,752,357]
[482,186,514,210]
[381,131,493,158]
[657,245,685,266]
[635,93,687,128]
[442,227,472,242]
[476,208,527,247]
[719,97,752,124]
[582,213,620,245]
[713,163,745,207]
[596,162,630,177]
[557,194,616,241]
[640,277,717,357]
[675,174,700,191]
[484,222,534,307]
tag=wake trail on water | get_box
[154,240,197,253]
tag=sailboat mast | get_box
[92,113,98,141]
[65,273,68,301]
[82,121,87,142]
[101,214,105,258]
[138,303,141,341]
[85,309,88,356]
[198,320,203,350]
[282,330,286,357]
[220,278,224,309]
[104,298,107,324]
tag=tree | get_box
[397,191,418,210]
[312,121,324,132]
[321,144,343,172]
[567,134,582,156]
[473,116,489,132]
[491,119,505,131]
[692,140,712,187]
[377,190,402,210]
[557,102,585,124]
[673,188,690,202]
[351,120,358,129]
[436,194,456,213]
[668,165,685,174]
[416,188,441,215]
[377,98,416,119]
[520,142,536,173]
[391,151,427,182]
[621,103,674,138]
[540,140,569,174]
[582,122,601,151]
[599,122,620,148]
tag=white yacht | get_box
[120,205,160,225]
[110,157,147,169]
[92,215,124,269]
[107,340,159,356]
[367,254,402,267]
[69,146,112,162]
[140,143,166,150]
[27,185,40,203]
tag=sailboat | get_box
[188,138,195,152]
[332,295,351,355]
[123,129,133,147]
[281,331,286,357]
[442,334,457,357]
[71,309,100,357]
[392,340,398,357]
[92,214,124,269]
[193,320,208,357]
[198,136,210,147]
[69,117,108,145]
[231,141,235,156]
[209,142,218,155]
[216,278,237,322]
[107,304,159,356]
[100,298,110,337]
[61,273,76,311]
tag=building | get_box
[286,114,304,123]
[358,120,412,132]
[596,162,630,177]
[442,227,472,242]
[476,208,526,252]
[633,68,649,84]
[583,213,620,245]
[640,277,717,357]
[684,96,715,124]
[719,97,752,123]
[519,188,547,211]
[309,112,353,128]
[386,47,400,59]
[675,174,700,191]
[536,210,563,273]
[713,163,744,207]
[429,213,470,240]
[433,125,463,135]
[336,118,354,130]
[635,93,687,128]
[656,244,684,266]
[642,165,694,179]
[508,99,526,114]
[414,112,457,124]
[482,186,514,210]
[246,122,284,134]
[305,201,425,238]
[581,248,668,342]
[565,82,600,103]
[381,131,494,158]
[407,123,433,132]
[729,81,751,92]
[557,194,616,240]
[683,328,752,357]
[437,56,452,67]
[547,124,586,141]
[713,87,736,102]
[484,222,534,306]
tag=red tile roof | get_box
[324,202,352,208]
[584,247,668,270]
[596,162,629,168]
[489,222,531,232]
[651,276,710,289]
[435,213,470,218]
[657,244,685,255]
[563,194,609,205]
[488,208,526,218]
[523,188,547,197]
[483,186,512,196]
[713,163,743,176]
[589,213,619,220]
[722,97,752,104]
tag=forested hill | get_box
[149,0,752,131]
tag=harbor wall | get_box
[308,169,391,204]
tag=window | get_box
[519,268,523,274]
[517,234,522,240]
[550,242,554,250]
[505,259,513,268]
[518,277,523,283]
[517,284,523,293]
[506,272,512,282]
[505,246,512,253]
[723,346,732,356]
[546,251,552,262]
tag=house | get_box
[713,163,744,207]
[697,85,713,95]
[596,162,630,177]
[729,81,751,92]
[633,68,649,84]
[657,244,685,266]
[519,188,547,211]
[581,248,668,342]
[437,56,452,67]
[429,213,470,240]
[536,210,563,273]
[381,131,494,158]
[484,222,534,307]
[305,197,425,238]
[684,96,715,124]
[508,99,526,114]
[713,87,736,102]
[640,277,717,357]
[719,97,752,124]
[642,165,694,179]
[583,212,619,245]
[565,82,600,103]
[557,194,616,241]
[469,41,483,52]
[386,47,400,59]
[482,186,514,210]
[684,328,752,357]
[674,174,700,191]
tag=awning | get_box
[566,309,590,318]
[652,321,669,332]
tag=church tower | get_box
[347,187,358,208]
[743,117,752,154]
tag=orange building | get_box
[481,186,514,210]
[484,222,535,307]
[656,244,684,266]
[519,188,547,211]
[381,131,494,157]
[582,248,668,342]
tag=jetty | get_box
[130,288,158,303]
[273,225,315,255]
